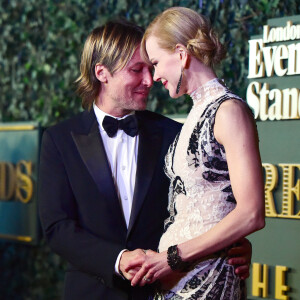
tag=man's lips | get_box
[135,89,149,96]
[162,81,168,88]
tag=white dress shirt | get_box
[93,104,138,275]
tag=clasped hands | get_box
[119,248,169,287]
[119,238,252,287]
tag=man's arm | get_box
[228,237,252,280]
[38,129,124,287]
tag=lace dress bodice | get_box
[159,78,243,253]
[154,78,246,300]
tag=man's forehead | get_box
[127,46,150,66]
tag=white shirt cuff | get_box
[115,249,128,278]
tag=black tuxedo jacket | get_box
[38,109,182,300]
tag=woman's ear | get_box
[175,44,189,69]
[95,64,109,83]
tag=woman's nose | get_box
[153,69,160,82]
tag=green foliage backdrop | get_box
[0,0,299,298]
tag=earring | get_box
[176,67,184,94]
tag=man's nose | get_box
[142,69,153,87]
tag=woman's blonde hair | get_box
[76,20,144,109]
[141,7,226,67]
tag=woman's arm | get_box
[130,99,265,286]
[178,99,265,260]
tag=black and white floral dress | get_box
[155,78,247,300]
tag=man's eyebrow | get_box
[129,62,144,67]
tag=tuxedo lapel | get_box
[71,110,126,228]
[127,113,163,237]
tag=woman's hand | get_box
[126,250,173,286]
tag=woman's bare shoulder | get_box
[214,99,256,144]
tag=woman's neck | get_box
[183,57,217,95]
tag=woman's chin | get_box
[169,91,183,99]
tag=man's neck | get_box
[94,102,133,118]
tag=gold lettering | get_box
[246,83,300,120]
[282,88,300,119]
[0,162,16,200]
[246,81,260,119]
[15,160,33,203]
[259,83,270,121]
[263,163,279,217]
[287,43,300,75]
[275,266,289,300]
[263,25,270,43]
[270,28,277,42]
[262,22,300,44]
[268,88,283,120]
[274,45,289,76]
[248,39,265,78]
[262,46,276,77]
[278,164,300,218]
[252,263,269,297]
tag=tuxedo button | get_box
[124,197,128,201]
[122,166,126,170]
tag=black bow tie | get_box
[102,115,139,138]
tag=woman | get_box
[127,7,265,299]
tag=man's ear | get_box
[175,44,189,69]
[95,64,110,83]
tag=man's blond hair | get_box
[76,20,144,110]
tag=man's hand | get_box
[228,238,252,280]
[119,249,146,281]
[129,249,172,287]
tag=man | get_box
[38,20,251,300]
